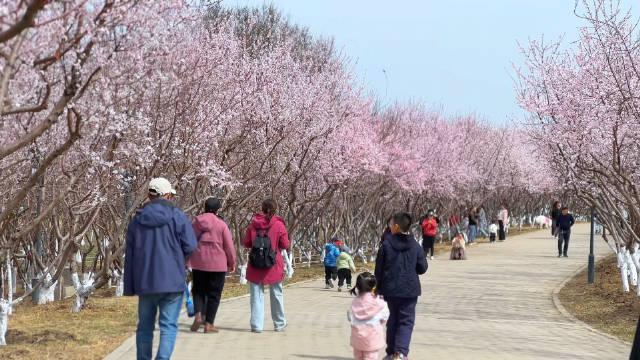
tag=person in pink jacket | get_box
[188,198,236,334]
[348,272,389,360]
[243,199,291,333]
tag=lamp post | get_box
[588,207,595,284]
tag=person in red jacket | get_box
[243,199,291,333]
[421,210,438,260]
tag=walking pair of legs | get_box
[249,281,286,332]
[325,266,337,287]
[558,229,570,257]
[385,296,417,358]
[191,270,226,331]
[467,225,478,244]
[136,292,183,360]
[422,235,435,258]
[337,268,352,288]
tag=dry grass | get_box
[558,255,640,342]
[0,263,329,360]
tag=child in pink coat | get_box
[348,272,389,360]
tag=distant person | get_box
[381,216,393,244]
[348,272,389,360]
[488,220,499,243]
[420,210,438,260]
[450,232,467,260]
[188,197,236,333]
[467,207,479,245]
[375,212,428,360]
[556,206,575,257]
[550,201,562,237]
[243,199,290,333]
[124,177,197,360]
[497,204,509,241]
[478,205,488,237]
[337,246,357,291]
[324,238,341,289]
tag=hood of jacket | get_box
[388,233,414,251]
[251,213,285,230]
[136,199,176,228]
[351,292,386,321]
[194,213,220,232]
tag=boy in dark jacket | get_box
[323,238,341,289]
[556,206,575,257]
[375,212,428,360]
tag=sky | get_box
[222,0,635,124]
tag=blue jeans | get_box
[136,292,183,360]
[249,282,286,331]
[385,297,417,356]
[467,225,477,243]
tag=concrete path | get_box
[106,224,630,360]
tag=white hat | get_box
[149,177,175,196]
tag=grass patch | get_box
[558,255,640,342]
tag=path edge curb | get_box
[551,263,632,347]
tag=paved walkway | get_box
[106,224,630,359]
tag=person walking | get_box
[467,207,479,245]
[188,197,236,334]
[556,206,575,257]
[323,238,341,289]
[375,212,428,360]
[124,177,197,360]
[337,246,357,291]
[497,204,509,241]
[420,210,438,259]
[348,272,389,360]
[550,201,562,238]
[243,199,290,333]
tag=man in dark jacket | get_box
[124,177,197,360]
[556,206,575,258]
[375,212,428,360]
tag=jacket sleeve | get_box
[278,224,291,250]
[222,224,236,268]
[416,243,428,275]
[349,256,356,272]
[374,245,385,293]
[123,222,135,296]
[570,215,575,227]
[177,212,197,258]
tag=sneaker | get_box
[251,329,262,333]
[274,324,287,332]
[329,281,335,289]
[558,254,562,258]
[338,286,342,292]
[563,254,568,258]
[392,353,407,360]
[346,285,352,290]
[325,284,331,289]
[430,256,434,260]
[204,323,219,333]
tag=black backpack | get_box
[249,228,276,269]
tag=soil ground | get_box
[558,255,640,343]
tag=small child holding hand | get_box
[348,272,389,360]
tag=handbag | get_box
[184,281,195,317]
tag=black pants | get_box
[558,229,570,255]
[489,233,496,242]
[192,270,226,324]
[422,235,435,257]
[337,268,352,287]
[498,220,506,240]
[325,266,337,285]
[385,296,417,357]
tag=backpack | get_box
[249,228,276,269]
